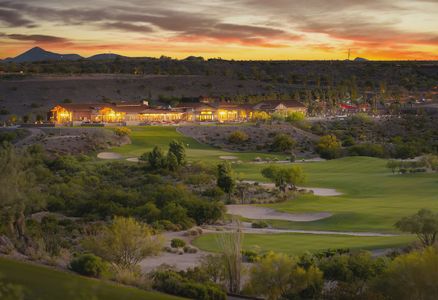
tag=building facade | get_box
[50,100,307,125]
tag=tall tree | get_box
[168,140,186,166]
[395,209,438,247]
[261,165,306,193]
[147,146,167,169]
[217,162,235,201]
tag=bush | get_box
[153,270,226,300]
[69,253,108,278]
[270,133,296,152]
[114,127,131,137]
[228,131,249,144]
[348,143,386,158]
[184,246,198,253]
[242,250,259,262]
[251,221,269,228]
[171,238,186,248]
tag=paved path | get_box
[206,224,398,237]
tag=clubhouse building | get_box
[50,100,306,125]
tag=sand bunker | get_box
[241,181,342,196]
[97,152,123,159]
[126,157,139,162]
[219,155,238,160]
[307,187,342,196]
[226,205,332,222]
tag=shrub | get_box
[69,253,108,278]
[285,111,305,123]
[242,250,259,262]
[184,246,198,253]
[348,143,386,158]
[114,127,131,137]
[270,133,296,152]
[228,131,249,144]
[251,221,269,228]
[316,134,341,159]
[153,270,226,300]
[171,238,186,248]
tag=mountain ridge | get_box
[2,47,126,63]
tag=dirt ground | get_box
[178,124,318,156]
[12,127,129,155]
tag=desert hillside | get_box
[0,74,287,116]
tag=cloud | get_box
[0,8,35,27]
[7,34,68,43]
[0,33,70,43]
[100,22,154,33]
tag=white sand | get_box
[226,205,332,222]
[97,152,123,159]
[219,155,238,160]
[126,157,139,162]
[241,180,343,196]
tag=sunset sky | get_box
[0,0,437,60]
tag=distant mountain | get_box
[87,53,125,60]
[354,57,369,62]
[6,47,83,63]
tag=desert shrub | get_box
[348,143,386,158]
[270,133,296,152]
[153,270,226,300]
[228,131,249,144]
[316,134,341,159]
[285,111,305,123]
[242,250,260,262]
[171,238,186,248]
[114,127,131,137]
[184,246,198,253]
[69,253,109,278]
[251,221,268,228]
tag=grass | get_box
[0,257,184,300]
[193,232,415,255]
[103,126,437,251]
[235,157,438,233]
[111,127,438,233]
[111,126,287,162]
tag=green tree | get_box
[386,160,400,174]
[217,162,235,201]
[83,216,163,271]
[246,252,323,300]
[316,134,342,159]
[261,165,306,193]
[395,209,438,247]
[147,146,167,169]
[166,151,179,171]
[373,247,438,300]
[168,140,186,166]
[270,134,296,153]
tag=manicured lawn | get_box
[0,257,184,300]
[193,232,415,255]
[234,157,438,232]
[111,127,438,233]
[111,126,286,162]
